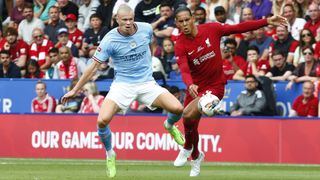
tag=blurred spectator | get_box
[207,0,229,22]
[282,3,306,41]
[65,14,83,49]
[214,6,234,24]
[247,0,272,20]
[168,59,182,80]
[29,28,54,70]
[91,60,114,80]
[161,37,175,74]
[295,0,309,18]
[269,26,299,64]
[81,14,108,58]
[265,49,295,81]
[289,81,318,117]
[6,0,25,26]
[56,27,79,57]
[31,80,57,113]
[44,6,67,46]
[18,3,45,45]
[134,0,162,23]
[78,0,100,32]
[272,0,285,16]
[194,6,207,25]
[240,7,254,22]
[56,78,84,113]
[228,0,247,24]
[293,28,316,67]
[57,0,79,21]
[286,45,320,90]
[0,50,21,78]
[79,82,104,113]
[187,0,208,15]
[235,31,255,60]
[96,0,116,30]
[233,45,270,80]
[222,38,246,80]
[152,56,167,83]
[230,75,267,116]
[45,47,60,79]
[151,3,175,46]
[0,27,29,69]
[56,46,79,79]
[249,27,273,59]
[34,0,57,23]
[304,3,320,37]
[24,59,45,78]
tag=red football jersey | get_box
[69,28,84,46]
[31,94,57,113]
[175,19,268,89]
[223,56,246,80]
[0,39,29,62]
[292,95,318,117]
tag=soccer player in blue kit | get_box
[62,4,185,178]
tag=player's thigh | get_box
[103,82,136,114]
[152,91,183,114]
[97,98,121,125]
[137,81,183,113]
[183,96,202,120]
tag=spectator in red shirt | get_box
[65,14,84,49]
[31,80,56,113]
[233,45,270,80]
[222,38,246,80]
[289,81,318,117]
[0,27,29,69]
[79,82,104,113]
[304,3,320,37]
[29,28,54,70]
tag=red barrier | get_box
[0,114,319,164]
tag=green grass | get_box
[1,158,320,180]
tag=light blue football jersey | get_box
[93,22,154,83]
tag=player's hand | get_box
[188,84,199,98]
[61,90,77,104]
[267,15,289,27]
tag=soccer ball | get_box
[198,91,220,116]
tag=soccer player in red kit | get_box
[173,6,288,177]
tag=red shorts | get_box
[184,83,225,107]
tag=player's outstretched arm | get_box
[61,60,100,104]
[266,15,288,27]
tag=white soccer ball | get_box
[198,91,220,116]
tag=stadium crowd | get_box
[0,0,319,116]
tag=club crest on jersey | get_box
[97,47,101,52]
[130,41,137,49]
[205,38,211,47]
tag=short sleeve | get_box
[92,35,111,63]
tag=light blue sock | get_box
[166,112,182,127]
[98,126,112,151]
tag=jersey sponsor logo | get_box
[192,51,216,65]
[188,50,194,55]
[97,47,101,52]
[205,38,211,47]
[197,46,204,52]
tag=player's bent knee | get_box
[97,116,111,128]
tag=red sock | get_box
[183,118,194,150]
[191,119,200,160]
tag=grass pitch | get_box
[1,158,320,180]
